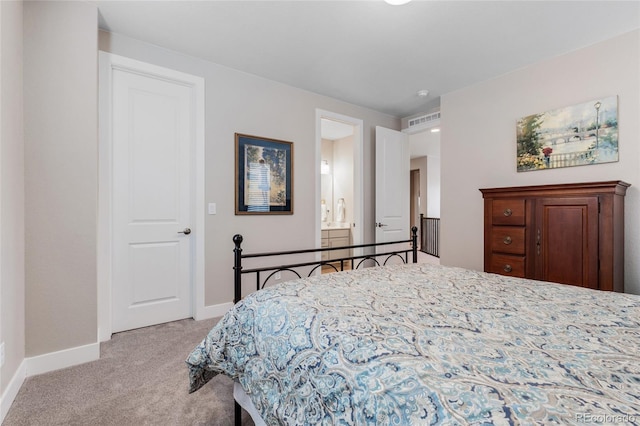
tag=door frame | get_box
[410,168,420,234]
[97,52,205,342]
[315,109,364,252]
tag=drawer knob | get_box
[503,208,513,217]
[503,236,512,245]
[503,264,513,273]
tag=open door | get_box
[375,126,410,248]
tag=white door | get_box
[110,60,196,333]
[375,126,410,248]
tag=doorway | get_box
[315,110,363,264]
[98,53,205,341]
[408,127,441,263]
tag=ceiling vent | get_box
[402,111,441,134]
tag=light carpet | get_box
[4,318,254,426]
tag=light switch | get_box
[208,203,217,215]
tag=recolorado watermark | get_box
[576,413,638,423]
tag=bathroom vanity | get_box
[321,225,351,262]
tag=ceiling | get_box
[321,118,355,141]
[95,1,640,118]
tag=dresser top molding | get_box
[479,181,630,198]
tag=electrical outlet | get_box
[275,271,281,280]
[0,342,5,367]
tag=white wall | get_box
[441,30,640,295]
[333,135,354,225]
[426,155,441,218]
[410,130,440,217]
[0,0,4,405]
[320,139,334,220]
[99,30,399,307]
[0,0,25,403]
[24,1,98,355]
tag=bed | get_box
[186,232,640,425]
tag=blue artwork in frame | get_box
[235,133,293,215]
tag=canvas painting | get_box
[516,96,618,172]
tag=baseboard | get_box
[25,342,100,377]
[194,302,233,321]
[1,359,27,423]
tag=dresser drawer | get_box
[490,227,525,254]
[492,199,525,225]
[488,254,525,278]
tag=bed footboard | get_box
[231,227,418,425]
[233,226,418,303]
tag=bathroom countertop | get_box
[321,222,350,231]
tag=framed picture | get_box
[235,133,293,215]
[516,96,618,172]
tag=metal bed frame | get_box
[231,226,419,425]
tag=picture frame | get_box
[516,96,618,172]
[235,133,294,215]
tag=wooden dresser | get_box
[480,181,629,292]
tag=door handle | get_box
[178,228,192,235]
[376,222,387,227]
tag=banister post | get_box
[233,234,243,304]
[232,226,243,426]
[419,213,424,252]
[411,226,418,263]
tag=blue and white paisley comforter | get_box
[186,264,640,425]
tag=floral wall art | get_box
[516,96,618,172]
